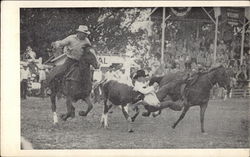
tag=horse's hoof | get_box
[131,117,136,122]
[53,122,59,128]
[152,113,160,118]
[79,111,87,116]
[60,114,68,121]
[142,112,150,117]
[104,125,110,130]
[70,112,75,118]
[171,125,176,129]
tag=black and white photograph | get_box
[1,1,250,156]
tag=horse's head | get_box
[214,65,231,92]
[80,46,100,69]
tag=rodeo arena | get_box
[20,7,250,149]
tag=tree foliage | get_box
[20,8,149,61]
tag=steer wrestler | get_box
[133,70,182,117]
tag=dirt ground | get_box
[21,97,249,149]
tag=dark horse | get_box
[150,65,231,133]
[49,47,99,125]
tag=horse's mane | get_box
[197,65,224,76]
[208,65,223,73]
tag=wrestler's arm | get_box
[136,85,155,95]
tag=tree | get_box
[20,8,150,61]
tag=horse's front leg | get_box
[121,105,134,133]
[200,103,208,133]
[79,96,93,117]
[61,96,75,121]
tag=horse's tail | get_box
[149,76,164,86]
[92,80,106,103]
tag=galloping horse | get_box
[172,65,231,133]
[49,46,99,125]
[149,65,231,133]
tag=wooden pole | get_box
[240,18,246,65]
[196,22,199,40]
[161,7,166,64]
[213,16,219,65]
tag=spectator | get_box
[209,43,214,54]
[217,40,227,54]
[118,69,133,86]
[205,52,213,68]
[229,49,235,60]
[21,64,31,99]
[26,46,37,61]
[246,54,250,80]
[38,66,46,98]
[236,65,248,88]
[93,68,103,83]
[232,60,239,75]
[184,55,192,70]
[104,66,116,81]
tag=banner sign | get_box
[97,55,126,67]
[225,8,242,26]
[170,7,191,17]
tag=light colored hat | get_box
[76,25,90,34]
[23,62,28,67]
[26,46,32,51]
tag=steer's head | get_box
[131,90,144,104]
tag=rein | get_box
[206,73,214,88]
[184,71,215,95]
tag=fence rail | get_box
[230,87,250,98]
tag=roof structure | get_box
[151,7,246,25]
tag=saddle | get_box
[65,62,83,82]
[185,72,202,86]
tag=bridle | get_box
[206,71,214,88]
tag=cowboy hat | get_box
[26,46,32,51]
[133,70,149,79]
[76,25,90,35]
